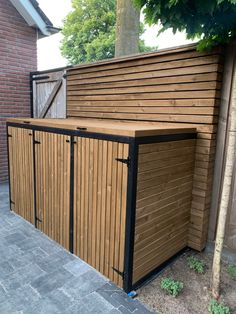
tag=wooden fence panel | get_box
[66,45,225,251]
[32,69,66,118]
[133,139,195,283]
[8,127,34,224]
[73,138,128,287]
[34,131,71,250]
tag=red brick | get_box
[0,0,37,182]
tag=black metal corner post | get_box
[6,124,12,210]
[30,72,34,118]
[123,139,139,293]
[69,135,75,253]
[32,130,38,228]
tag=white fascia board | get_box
[10,0,51,36]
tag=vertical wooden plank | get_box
[104,141,113,278]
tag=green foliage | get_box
[160,277,184,297]
[208,299,231,314]
[61,0,155,64]
[187,256,206,274]
[133,0,236,50]
[227,264,236,280]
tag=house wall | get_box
[0,0,37,182]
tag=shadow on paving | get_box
[0,183,155,314]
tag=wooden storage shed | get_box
[7,118,196,292]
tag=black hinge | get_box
[112,267,125,279]
[115,157,130,167]
[36,217,42,223]
[34,140,41,144]
[7,134,12,138]
[10,200,15,204]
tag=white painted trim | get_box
[10,0,54,36]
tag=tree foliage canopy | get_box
[61,0,154,64]
[134,0,236,50]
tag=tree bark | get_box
[212,43,236,299]
[115,0,140,57]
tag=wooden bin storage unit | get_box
[7,118,196,292]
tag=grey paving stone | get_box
[63,259,91,276]
[0,283,7,303]
[83,291,114,313]
[31,267,74,295]
[112,292,137,312]
[4,231,27,244]
[0,261,14,280]
[118,305,132,314]
[2,263,46,292]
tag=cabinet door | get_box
[8,127,34,224]
[34,131,71,250]
[73,138,129,288]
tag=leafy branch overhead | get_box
[61,0,155,64]
[134,0,236,50]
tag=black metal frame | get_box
[69,136,75,253]
[32,130,38,227]
[123,139,138,292]
[6,121,196,293]
[6,126,12,210]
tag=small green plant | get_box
[160,278,183,297]
[187,256,206,274]
[227,264,236,280]
[208,299,231,314]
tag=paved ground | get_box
[0,183,154,314]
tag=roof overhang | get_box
[10,0,60,38]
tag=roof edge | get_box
[10,0,60,37]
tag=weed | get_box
[187,256,206,274]
[160,277,183,297]
[208,299,231,314]
[227,264,236,280]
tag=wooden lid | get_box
[7,118,196,137]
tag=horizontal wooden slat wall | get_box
[73,138,128,287]
[34,131,71,250]
[133,139,195,284]
[8,127,34,224]
[66,45,225,250]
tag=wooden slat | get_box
[8,127,34,225]
[34,131,71,250]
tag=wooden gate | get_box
[34,131,71,250]
[31,68,67,118]
[7,127,34,224]
[73,138,129,287]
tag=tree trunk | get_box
[115,0,140,57]
[212,43,236,299]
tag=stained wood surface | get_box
[34,131,71,250]
[73,138,128,287]
[8,127,34,224]
[7,118,195,138]
[133,139,195,283]
[66,44,225,250]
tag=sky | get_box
[37,0,196,70]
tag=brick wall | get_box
[0,0,37,182]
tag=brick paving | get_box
[0,183,155,314]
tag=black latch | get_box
[112,267,125,279]
[115,157,130,167]
[10,200,15,204]
[7,134,12,138]
[36,217,42,223]
[34,140,41,144]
